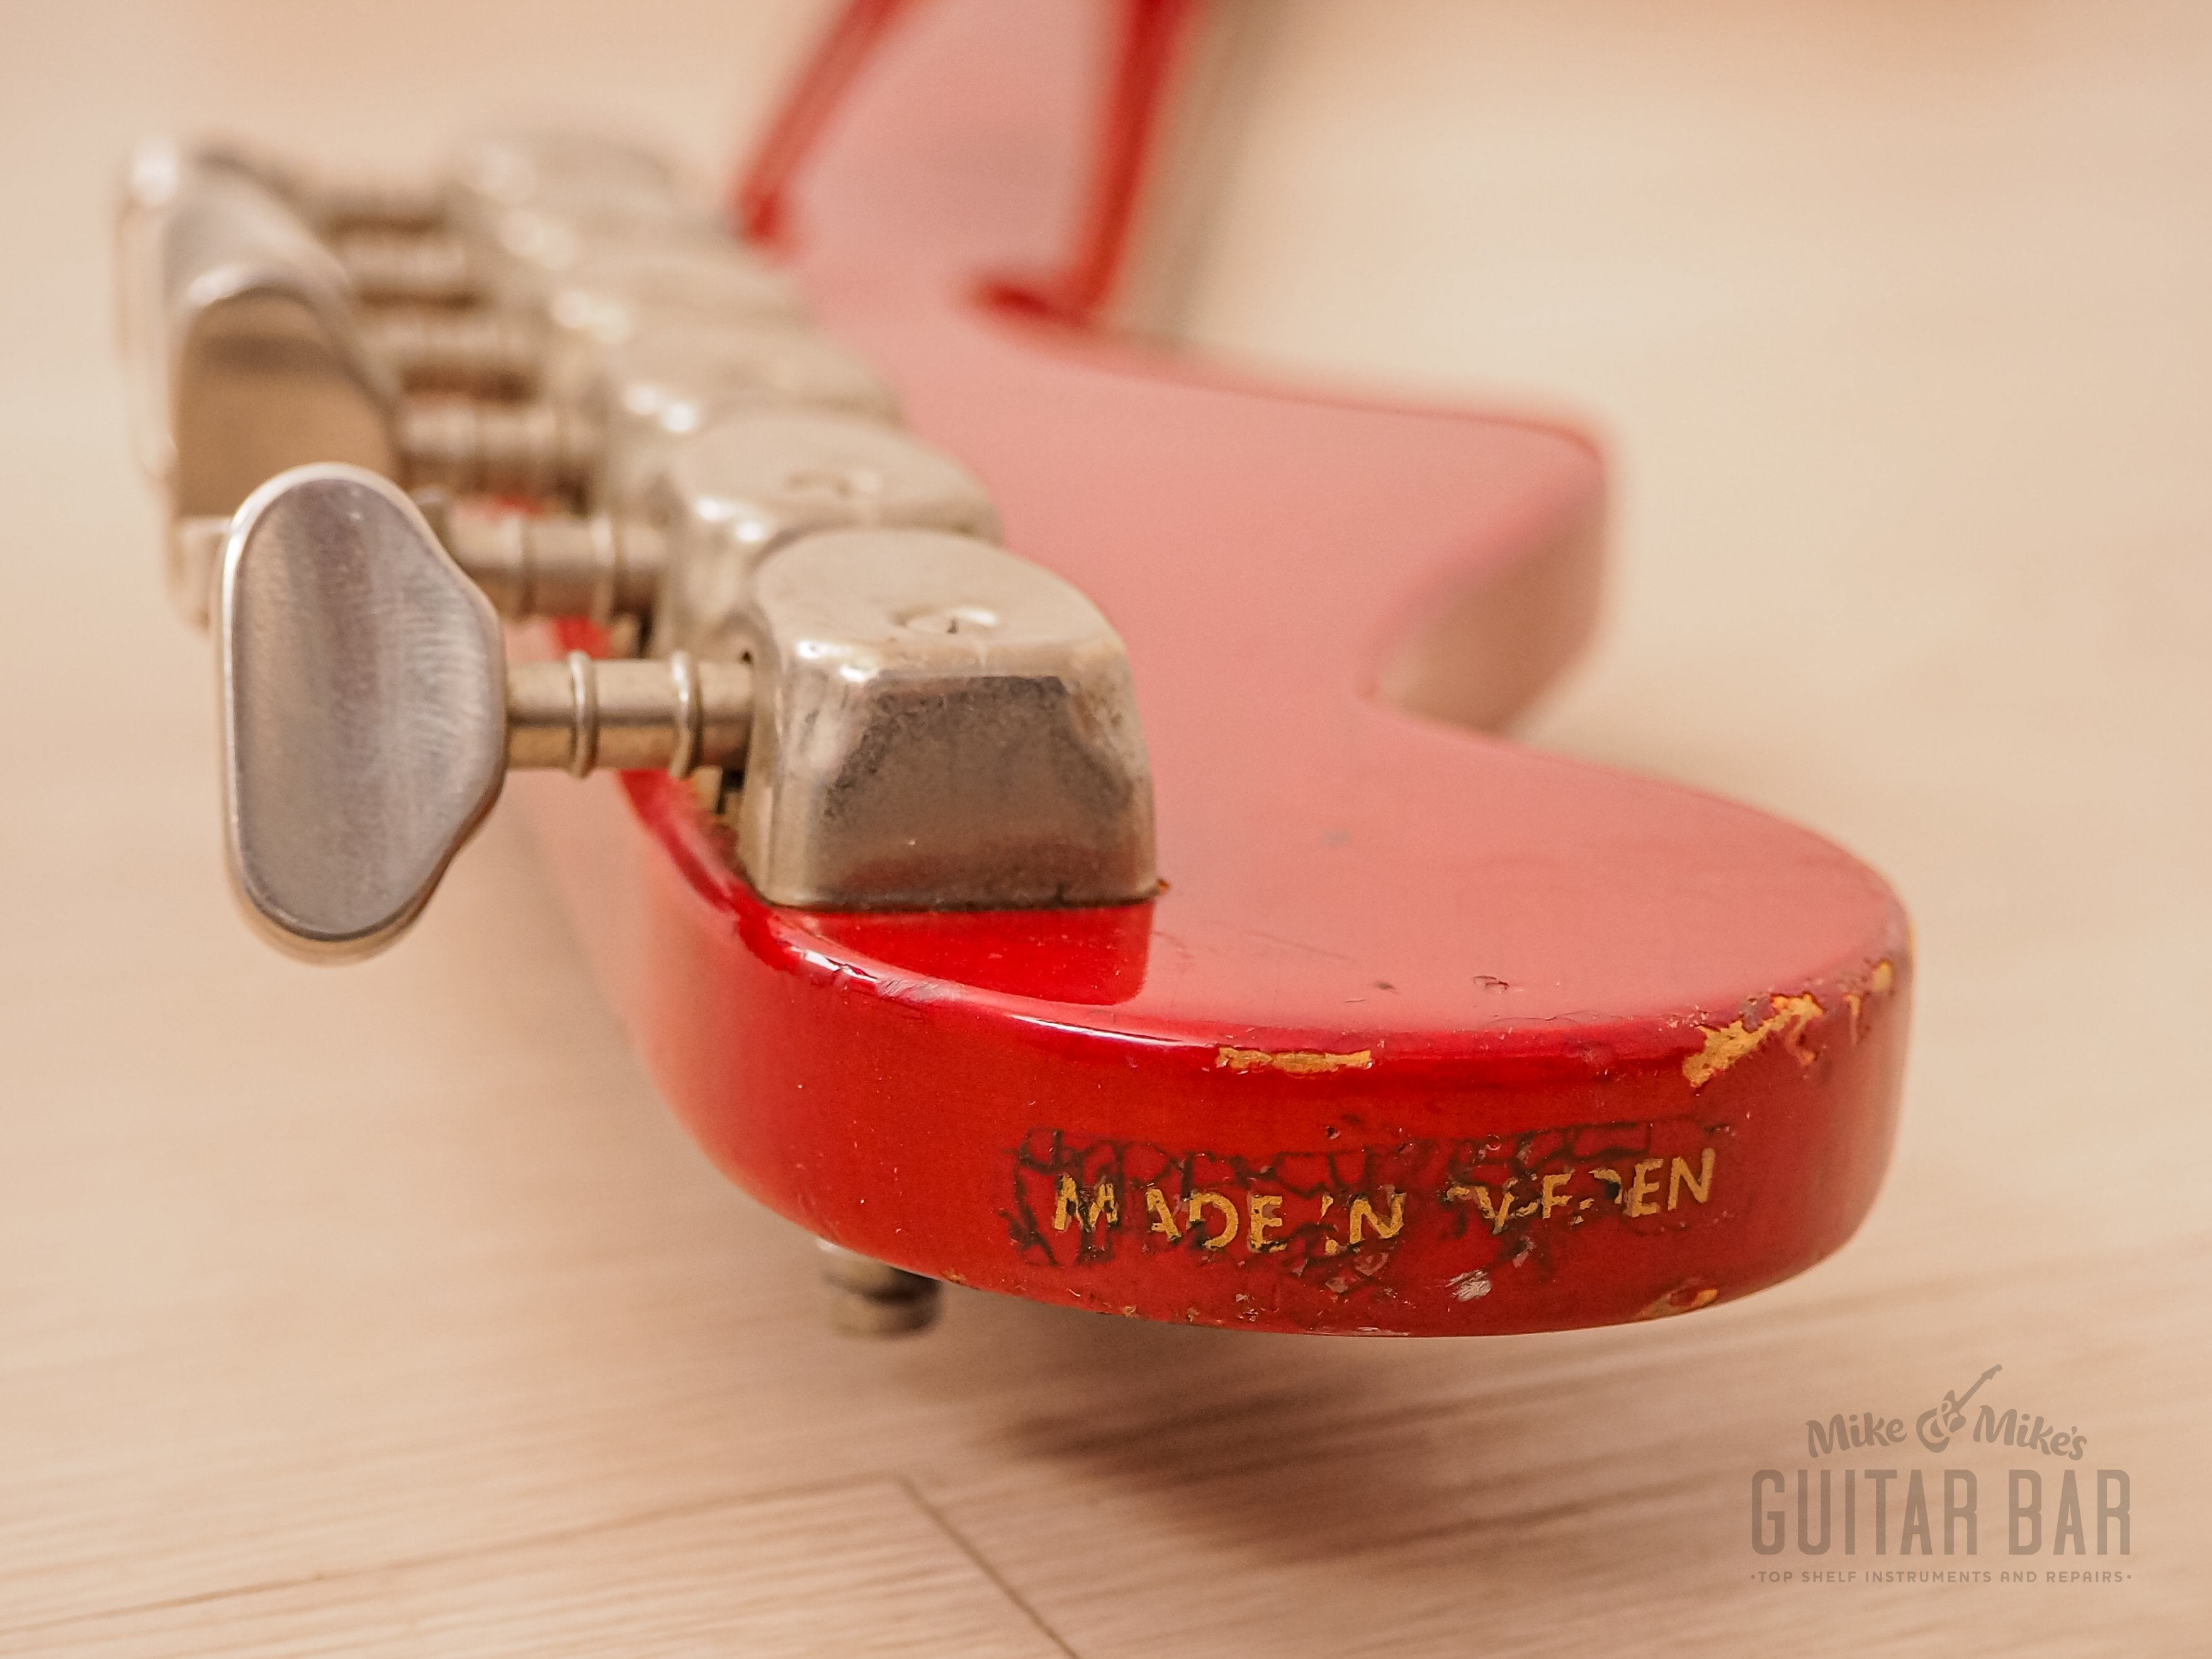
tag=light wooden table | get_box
[3,2,2205,1652]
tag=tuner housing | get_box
[736,529,1156,911]
[645,409,1000,660]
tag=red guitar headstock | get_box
[121,0,1907,1338]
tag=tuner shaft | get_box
[361,306,545,395]
[507,650,752,777]
[330,226,480,305]
[398,398,600,502]
[440,502,667,620]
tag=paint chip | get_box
[1639,1282,1720,1320]
[1682,993,1824,1088]
[1216,1046,1374,1076]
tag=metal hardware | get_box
[650,409,1000,655]
[475,197,732,284]
[149,132,1157,949]
[500,241,805,337]
[121,162,399,515]
[332,222,804,330]
[446,129,689,228]
[736,529,1156,910]
[124,165,871,570]
[218,466,750,961]
[395,396,601,501]
[358,306,546,395]
[580,321,901,509]
[123,132,446,237]
[424,410,989,635]
[433,497,668,621]
[122,159,594,533]
[818,1241,941,1337]
[507,651,749,777]
[220,466,503,962]
[328,226,480,305]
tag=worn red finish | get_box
[511,0,1910,1334]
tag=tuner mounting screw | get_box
[818,1240,941,1336]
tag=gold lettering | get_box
[1627,1158,1663,1218]
[1053,1175,1119,1232]
[1348,1189,1405,1244]
[1188,1191,1239,1249]
[1246,1193,1285,1252]
[1143,1185,1182,1239]
[1668,1149,1716,1210]
[1540,1172,1574,1218]
[1468,1182,1516,1236]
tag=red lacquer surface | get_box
[512,0,1910,1334]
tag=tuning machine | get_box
[217,466,1152,958]
[124,157,898,624]
[431,407,996,640]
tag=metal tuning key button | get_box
[220,468,502,961]
[218,466,750,962]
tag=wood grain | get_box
[1,1,2204,1652]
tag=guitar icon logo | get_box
[1916,1365,2003,1453]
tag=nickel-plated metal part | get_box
[437,498,668,621]
[446,130,689,231]
[218,466,750,962]
[507,651,751,777]
[336,222,802,326]
[123,133,446,237]
[424,411,990,634]
[649,410,1000,656]
[737,529,1157,911]
[477,197,731,283]
[396,396,601,502]
[334,133,746,316]
[303,173,449,235]
[818,1241,942,1337]
[220,466,506,962]
[121,162,399,516]
[121,156,596,544]
[358,306,546,394]
[512,242,806,338]
[578,321,901,507]
[329,226,481,305]
[125,156,865,562]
